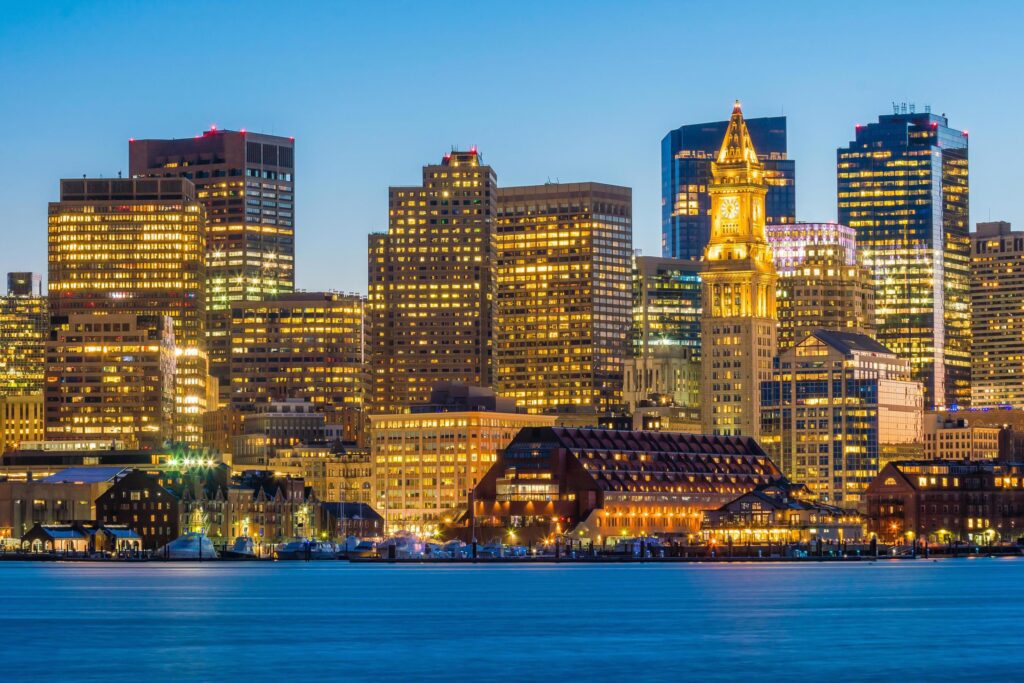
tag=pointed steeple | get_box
[716,100,760,165]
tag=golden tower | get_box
[700,101,779,437]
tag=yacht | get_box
[155,532,218,560]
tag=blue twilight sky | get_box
[1,1,1022,294]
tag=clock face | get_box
[720,196,740,220]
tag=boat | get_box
[275,539,339,560]
[222,536,257,560]
[348,540,378,558]
[155,532,218,560]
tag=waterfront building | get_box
[865,460,1024,544]
[231,399,326,468]
[368,150,496,414]
[228,292,366,414]
[494,182,632,414]
[701,480,864,544]
[0,392,44,453]
[129,128,295,389]
[45,314,176,450]
[837,108,970,410]
[0,444,174,482]
[662,115,794,261]
[0,466,127,540]
[322,502,383,538]
[226,471,321,546]
[971,221,1024,408]
[760,330,923,506]
[765,223,875,349]
[700,102,779,437]
[922,414,1002,461]
[468,426,782,545]
[48,178,209,442]
[0,272,48,397]
[370,405,553,535]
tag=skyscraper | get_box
[129,128,296,391]
[47,178,208,442]
[663,115,794,261]
[837,108,970,410]
[0,273,47,398]
[368,150,496,414]
[971,221,1024,408]
[494,182,632,414]
[700,102,779,437]
[766,222,875,349]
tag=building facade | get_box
[45,314,176,449]
[231,399,326,468]
[228,292,366,412]
[923,414,1002,461]
[0,392,45,453]
[663,115,794,261]
[370,410,554,535]
[971,221,1024,408]
[766,223,875,350]
[48,178,208,442]
[129,129,295,389]
[837,109,970,410]
[494,182,632,414]
[368,150,496,413]
[0,273,48,398]
[700,102,779,437]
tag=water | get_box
[3,558,1022,681]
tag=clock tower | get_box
[700,101,778,437]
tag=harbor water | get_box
[3,558,1022,681]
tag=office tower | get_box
[7,273,39,297]
[0,273,48,397]
[47,178,208,442]
[700,102,779,437]
[922,413,1002,461]
[494,182,632,414]
[129,128,296,389]
[45,313,176,449]
[228,292,366,412]
[367,150,496,414]
[624,256,702,412]
[837,107,970,410]
[766,222,875,349]
[971,221,1024,408]
[0,393,45,453]
[231,399,326,468]
[760,330,923,506]
[663,115,794,261]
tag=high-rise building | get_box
[837,108,970,410]
[971,221,1024,408]
[47,178,208,442]
[367,150,496,414]
[0,273,48,398]
[663,115,794,261]
[45,313,176,449]
[766,223,875,349]
[700,102,779,437]
[228,292,366,412]
[760,330,924,506]
[494,182,632,414]
[0,393,44,453]
[129,128,295,391]
[624,256,702,412]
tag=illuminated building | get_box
[0,273,48,397]
[923,414,1002,461]
[494,182,632,414]
[370,409,554,535]
[368,150,495,414]
[766,222,875,349]
[971,221,1024,408]
[228,292,366,415]
[47,178,209,442]
[0,466,126,540]
[268,441,371,505]
[866,460,1024,544]
[662,115,794,261]
[0,444,173,482]
[837,107,970,410]
[45,314,176,450]
[468,426,783,545]
[0,393,44,453]
[231,399,326,468]
[700,102,779,437]
[626,256,703,413]
[129,129,295,392]
[760,330,924,506]
[226,471,321,546]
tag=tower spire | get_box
[717,100,760,165]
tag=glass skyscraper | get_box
[662,115,795,261]
[837,109,970,410]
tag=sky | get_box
[1,0,1022,294]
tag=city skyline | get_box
[2,1,1023,294]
